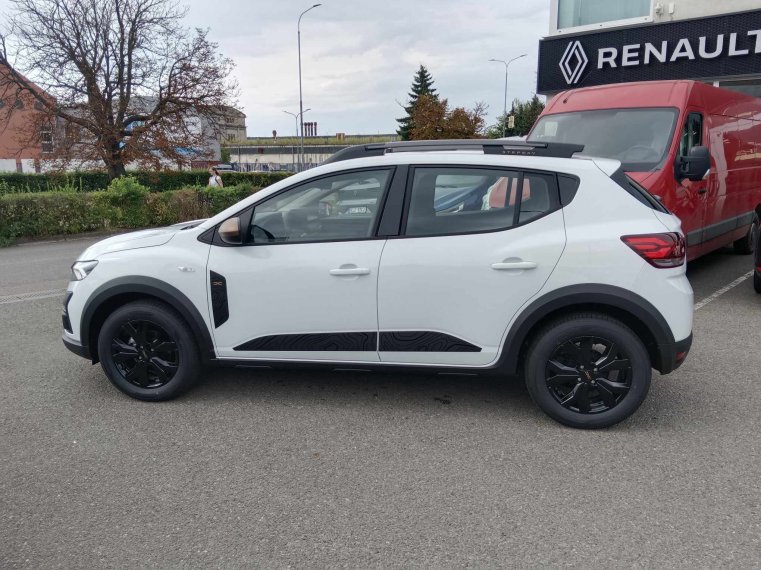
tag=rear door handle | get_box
[329,267,371,276]
[491,261,538,270]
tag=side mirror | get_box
[676,145,710,182]
[218,216,242,245]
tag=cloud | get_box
[0,0,549,137]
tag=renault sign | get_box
[538,9,761,93]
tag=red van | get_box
[528,80,761,261]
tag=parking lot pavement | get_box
[2,237,760,568]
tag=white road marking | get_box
[0,289,67,305]
[694,271,753,311]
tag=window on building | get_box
[14,99,24,109]
[557,0,650,29]
[64,123,81,143]
[40,128,54,154]
[719,79,761,99]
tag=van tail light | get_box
[621,233,686,268]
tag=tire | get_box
[97,300,201,401]
[733,213,759,255]
[754,271,761,294]
[524,313,651,429]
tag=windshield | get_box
[528,108,679,172]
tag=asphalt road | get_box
[2,236,760,568]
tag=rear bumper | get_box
[658,332,692,374]
[62,334,92,360]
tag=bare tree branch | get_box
[0,0,238,178]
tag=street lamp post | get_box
[283,108,310,172]
[298,4,321,171]
[489,54,527,137]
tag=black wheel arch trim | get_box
[79,276,215,364]
[497,284,682,375]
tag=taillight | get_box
[621,233,686,268]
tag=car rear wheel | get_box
[524,313,651,429]
[754,271,761,294]
[97,300,200,401]
[734,213,759,255]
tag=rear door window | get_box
[404,167,558,237]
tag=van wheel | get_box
[97,300,200,401]
[734,214,759,254]
[524,313,651,429]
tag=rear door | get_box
[377,165,567,366]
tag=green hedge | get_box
[0,184,262,244]
[0,170,291,194]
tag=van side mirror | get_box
[218,216,243,245]
[676,145,710,182]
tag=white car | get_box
[62,140,693,428]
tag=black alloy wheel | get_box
[111,320,179,389]
[525,313,651,429]
[545,336,631,414]
[97,300,200,401]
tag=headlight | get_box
[71,260,98,281]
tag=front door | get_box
[208,167,395,362]
[377,166,566,366]
[675,110,708,251]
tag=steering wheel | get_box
[621,145,660,162]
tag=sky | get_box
[184,0,550,137]
[0,0,550,137]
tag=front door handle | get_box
[491,261,538,270]
[696,187,707,194]
[329,267,371,276]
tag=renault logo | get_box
[559,40,588,85]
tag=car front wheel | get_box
[525,313,651,429]
[97,300,201,401]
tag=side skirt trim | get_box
[233,331,482,353]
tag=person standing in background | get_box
[208,167,224,187]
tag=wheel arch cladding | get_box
[81,276,215,364]
[501,285,677,376]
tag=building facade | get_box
[538,0,761,97]
[0,64,52,172]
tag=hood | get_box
[77,219,206,260]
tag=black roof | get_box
[323,139,585,165]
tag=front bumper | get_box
[62,334,92,360]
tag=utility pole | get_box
[298,4,321,171]
[489,54,527,137]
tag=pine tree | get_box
[396,65,437,140]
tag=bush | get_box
[0,184,263,244]
[0,170,291,194]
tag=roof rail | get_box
[322,139,585,164]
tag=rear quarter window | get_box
[610,168,669,213]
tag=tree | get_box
[0,0,238,179]
[396,65,436,141]
[486,95,545,138]
[409,94,487,140]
